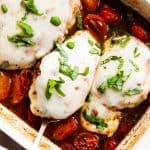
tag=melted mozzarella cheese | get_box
[0,0,79,69]
[29,31,100,119]
[91,36,150,109]
[80,100,121,137]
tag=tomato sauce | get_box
[1,0,150,150]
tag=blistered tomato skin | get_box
[61,143,76,150]
[10,70,31,105]
[84,14,108,41]
[130,23,150,42]
[104,139,117,150]
[99,7,122,24]
[0,72,11,102]
[53,117,78,141]
[74,132,99,150]
[81,0,99,12]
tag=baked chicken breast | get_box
[29,31,100,119]
[0,0,79,69]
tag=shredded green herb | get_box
[50,16,61,26]
[76,11,83,29]
[88,40,94,46]
[21,0,43,16]
[133,47,140,58]
[89,48,100,55]
[1,4,8,13]
[45,77,65,99]
[129,59,140,72]
[8,21,35,46]
[66,42,75,49]
[111,34,130,48]
[83,110,108,131]
[55,41,68,62]
[0,61,9,69]
[79,67,90,76]
[123,87,142,96]
[146,42,150,48]
[97,82,106,94]
[107,71,130,91]
[101,56,124,70]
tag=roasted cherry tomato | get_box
[28,109,39,124]
[0,72,11,102]
[81,0,100,12]
[130,22,150,42]
[99,7,122,24]
[104,139,117,150]
[74,132,99,150]
[117,117,134,138]
[84,14,108,41]
[10,70,31,105]
[53,117,78,141]
[61,143,76,150]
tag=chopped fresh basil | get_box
[101,56,124,70]
[88,40,94,46]
[1,4,8,13]
[45,77,65,99]
[123,87,142,96]
[50,16,61,26]
[55,41,68,62]
[129,59,140,72]
[59,62,79,80]
[8,21,35,47]
[66,42,75,49]
[21,0,43,16]
[76,11,83,29]
[86,93,92,102]
[79,67,89,76]
[59,60,89,80]
[0,61,9,69]
[83,110,108,131]
[17,21,34,37]
[89,48,100,55]
[146,42,150,48]
[95,42,102,49]
[97,82,106,93]
[111,35,130,48]
[133,47,140,58]
[107,71,130,91]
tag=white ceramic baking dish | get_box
[0,1,150,150]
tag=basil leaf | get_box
[55,41,68,62]
[17,21,33,37]
[107,71,130,91]
[88,40,94,46]
[129,59,140,72]
[133,47,140,58]
[0,61,9,69]
[79,67,89,76]
[50,16,61,26]
[146,42,150,48]
[21,0,43,16]
[111,35,130,48]
[101,56,124,70]
[89,48,100,55]
[59,62,79,80]
[66,42,75,49]
[8,21,35,47]
[83,110,108,131]
[45,77,65,99]
[123,87,142,96]
[97,82,106,93]
[1,4,8,13]
[76,11,83,30]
